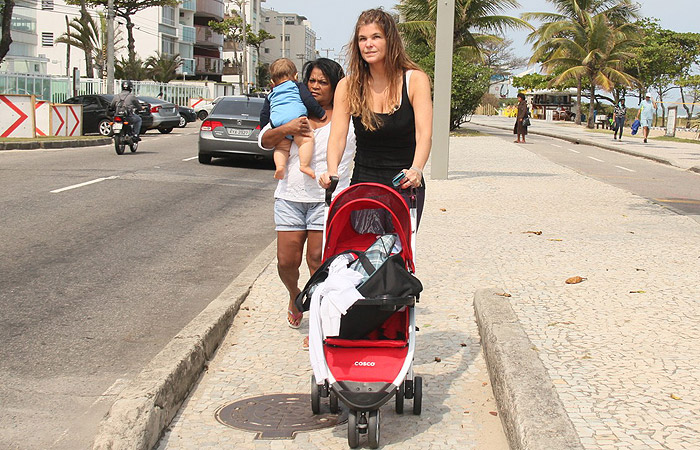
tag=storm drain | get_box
[215,394,347,439]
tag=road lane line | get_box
[587,156,604,162]
[615,165,636,172]
[568,148,580,153]
[182,156,198,161]
[551,143,562,148]
[50,176,119,193]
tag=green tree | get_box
[145,51,182,83]
[415,51,491,130]
[68,0,178,64]
[512,73,556,91]
[678,75,700,127]
[0,0,15,64]
[397,0,532,62]
[93,12,125,78]
[56,14,99,77]
[525,0,640,125]
[626,19,700,126]
[115,55,147,80]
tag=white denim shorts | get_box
[274,198,325,231]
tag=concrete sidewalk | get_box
[97,133,700,449]
[469,115,700,173]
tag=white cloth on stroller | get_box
[309,254,364,384]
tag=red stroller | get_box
[296,180,423,449]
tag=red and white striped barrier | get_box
[189,97,213,109]
[35,100,51,137]
[0,94,36,138]
[50,104,83,137]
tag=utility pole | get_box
[320,48,334,59]
[106,0,115,94]
[431,0,455,180]
[239,0,248,94]
[65,16,70,77]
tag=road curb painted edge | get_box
[92,239,278,450]
[0,137,112,150]
[474,288,584,450]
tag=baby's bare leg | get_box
[273,138,292,180]
[295,134,315,179]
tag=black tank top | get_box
[351,71,416,186]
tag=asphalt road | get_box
[464,123,700,223]
[0,128,278,449]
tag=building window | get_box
[161,36,177,56]
[162,6,176,27]
[41,0,54,10]
[284,17,295,25]
[264,48,269,54]
[265,17,269,22]
[41,32,53,47]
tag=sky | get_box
[260,0,698,70]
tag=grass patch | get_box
[451,128,485,137]
[0,135,106,143]
[652,135,700,145]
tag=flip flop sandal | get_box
[287,310,303,329]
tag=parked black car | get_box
[64,94,153,136]
[178,106,197,128]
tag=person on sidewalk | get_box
[636,93,656,143]
[514,92,528,143]
[258,58,355,332]
[318,8,433,225]
[613,99,627,140]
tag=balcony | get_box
[195,55,223,75]
[195,0,224,20]
[195,25,223,48]
[181,0,196,12]
[180,25,195,44]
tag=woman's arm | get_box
[403,70,432,188]
[259,117,312,149]
[319,78,351,188]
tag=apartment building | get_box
[221,0,264,91]
[260,8,317,74]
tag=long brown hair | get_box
[346,8,419,132]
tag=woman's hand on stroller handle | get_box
[318,171,337,189]
[325,175,339,205]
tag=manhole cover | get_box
[215,394,347,439]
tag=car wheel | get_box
[197,110,208,121]
[99,119,112,136]
[159,127,173,134]
[198,153,212,164]
[178,114,187,128]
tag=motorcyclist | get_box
[110,80,142,141]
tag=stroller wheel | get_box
[347,410,360,448]
[329,390,339,413]
[368,409,380,449]
[311,375,321,414]
[413,376,423,415]
[404,379,414,399]
[395,382,404,414]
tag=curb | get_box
[0,137,112,150]
[92,240,278,450]
[470,121,692,169]
[474,288,583,450]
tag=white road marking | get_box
[615,165,636,172]
[551,143,562,148]
[587,156,604,162]
[182,156,198,161]
[50,176,119,193]
[568,148,580,153]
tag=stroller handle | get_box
[325,176,339,206]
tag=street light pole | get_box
[431,0,455,180]
[237,0,248,94]
[106,0,115,94]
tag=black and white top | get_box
[614,105,627,119]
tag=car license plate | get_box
[112,122,122,132]
[227,128,251,137]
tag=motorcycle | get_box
[111,114,139,155]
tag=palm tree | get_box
[56,14,99,77]
[145,52,183,83]
[524,0,640,124]
[92,12,125,78]
[534,11,640,128]
[115,56,147,81]
[397,0,532,62]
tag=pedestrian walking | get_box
[636,93,656,143]
[613,99,626,140]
